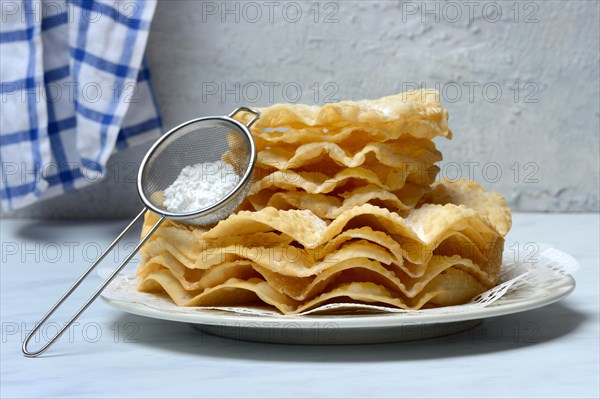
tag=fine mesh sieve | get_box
[23,108,260,357]
[139,114,256,225]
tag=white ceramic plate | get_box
[101,272,575,344]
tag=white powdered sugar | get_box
[163,161,240,213]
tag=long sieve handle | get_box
[22,208,165,357]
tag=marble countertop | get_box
[1,213,599,398]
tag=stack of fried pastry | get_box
[136,90,512,314]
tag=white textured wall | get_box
[6,0,599,218]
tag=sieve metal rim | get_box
[136,115,257,221]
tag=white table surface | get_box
[1,213,599,398]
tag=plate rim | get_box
[101,274,575,328]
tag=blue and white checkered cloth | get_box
[0,0,161,211]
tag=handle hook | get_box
[228,107,261,128]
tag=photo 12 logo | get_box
[1,239,141,265]
[399,1,540,24]
[437,161,540,185]
[1,81,139,105]
[199,1,340,23]
[402,81,540,103]
[1,1,141,24]
[201,81,340,104]
[2,321,139,344]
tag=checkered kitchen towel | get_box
[0,0,161,211]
